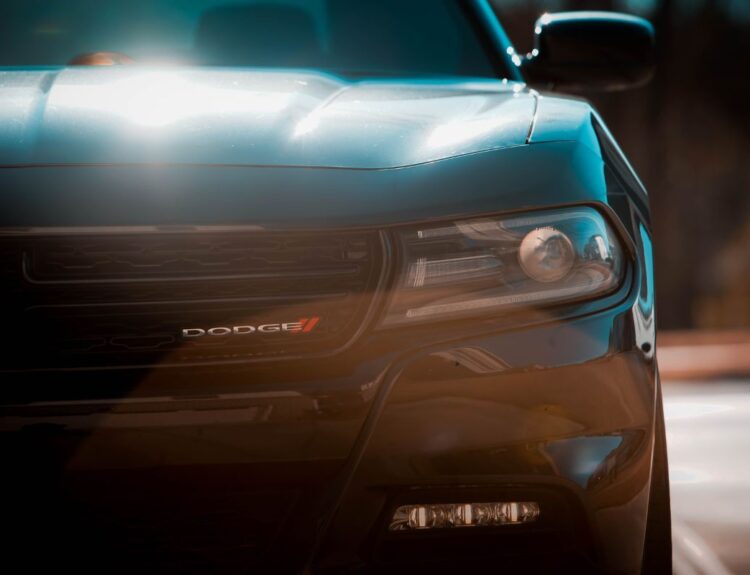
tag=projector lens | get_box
[518,226,576,283]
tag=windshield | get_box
[0,0,505,79]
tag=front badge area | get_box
[182,316,321,338]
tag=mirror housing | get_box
[521,11,655,92]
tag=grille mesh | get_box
[0,230,382,369]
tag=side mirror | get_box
[522,11,655,92]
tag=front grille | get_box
[0,228,384,370]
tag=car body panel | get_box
[528,94,598,147]
[0,68,535,169]
[0,140,610,230]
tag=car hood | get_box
[0,67,535,170]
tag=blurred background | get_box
[492,0,750,332]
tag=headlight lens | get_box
[380,207,625,327]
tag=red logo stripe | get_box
[302,316,320,333]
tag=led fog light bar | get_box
[389,501,540,531]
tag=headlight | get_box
[380,207,625,327]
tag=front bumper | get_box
[316,302,657,575]
[1,299,658,575]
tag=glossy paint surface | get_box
[0,69,534,169]
[0,141,611,229]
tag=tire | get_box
[641,383,673,575]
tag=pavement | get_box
[665,380,750,575]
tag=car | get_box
[0,1,668,574]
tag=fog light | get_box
[389,501,540,531]
[518,227,575,283]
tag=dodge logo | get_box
[182,317,320,338]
